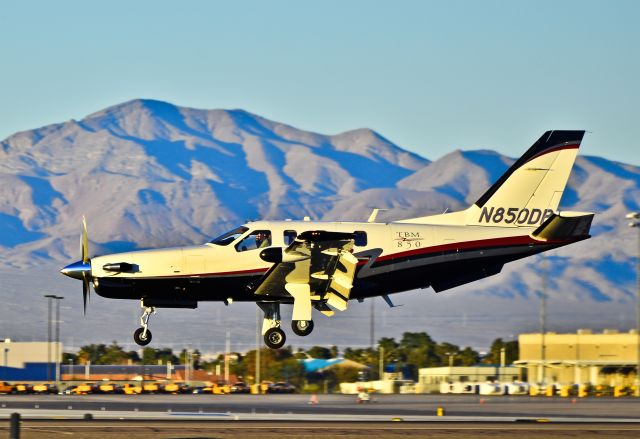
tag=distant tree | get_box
[62,352,78,364]
[126,350,141,363]
[484,338,518,365]
[307,346,332,359]
[458,347,480,366]
[398,332,439,379]
[142,347,178,365]
[343,347,376,368]
[77,344,108,364]
[179,349,202,368]
[99,341,131,364]
[435,342,460,366]
[293,348,307,359]
[241,347,304,387]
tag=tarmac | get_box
[0,394,639,438]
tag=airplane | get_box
[60,130,594,349]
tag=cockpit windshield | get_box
[209,226,249,246]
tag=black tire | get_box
[264,327,286,349]
[291,320,314,336]
[133,327,152,346]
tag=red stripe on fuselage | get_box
[373,235,536,264]
[132,235,568,280]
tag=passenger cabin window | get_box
[210,226,248,246]
[354,231,367,247]
[235,230,272,252]
[283,230,297,246]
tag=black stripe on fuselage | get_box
[93,237,581,303]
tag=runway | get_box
[1,420,640,439]
[1,393,639,420]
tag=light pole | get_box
[626,212,640,397]
[53,296,64,389]
[445,352,454,383]
[538,254,548,386]
[255,307,261,392]
[44,295,56,382]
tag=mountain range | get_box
[1,99,639,352]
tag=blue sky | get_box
[1,0,638,164]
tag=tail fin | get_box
[475,130,584,209]
[399,130,585,227]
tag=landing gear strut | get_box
[258,302,286,349]
[134,301,155,346]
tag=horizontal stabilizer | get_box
[532,211,594,241]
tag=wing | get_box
[251,231,359,316]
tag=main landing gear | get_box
[258,302,314,349]
[133,301,155,346]
[292,319,314,336]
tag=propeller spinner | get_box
[60,216,92,313]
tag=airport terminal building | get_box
[516,329,639,386]
[0,339,61,381]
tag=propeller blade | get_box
[82,272,90,315]
[81,216,89,264]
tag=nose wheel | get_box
[133,327,152,346]
[134,302,155,346]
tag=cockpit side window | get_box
[210,226,249,246]
[283,230,297,246]
[235,230,272,252]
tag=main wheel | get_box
[133,327,152,346]
[264,327,286,349]
[291,319,314,336]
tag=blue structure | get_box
[300,358,345,373]
[0,363,51,381]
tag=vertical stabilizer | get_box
[399,130,585,227]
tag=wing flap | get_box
[252,231,357,316]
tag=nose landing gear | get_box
[133,301,155,346]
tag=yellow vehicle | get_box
[97,382,119,394]
[72,382,96,395]
[0,382,15,394]
[13,383,32,394]
[32,383,58,394]
[142,382,161,394]
[211,382,230,394]
[121,383,142,395]
[163,382,189,394]
[192,382,229,395]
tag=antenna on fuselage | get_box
[367,208,387,223]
